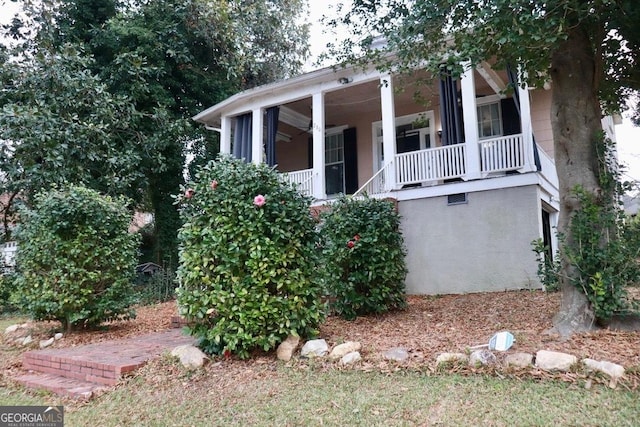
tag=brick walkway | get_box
[15,329,196,400]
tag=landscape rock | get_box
[436,352,469,365]
[276,335,300,362]
[330,341,362,359]
[54,333,64,341]
[535,350,577,372]
[469,349,497,366]
[301,339,328,358]
[383,347,409,362]
[4,324,19,334]
[21,335,33,346]
[582,358,625,379]
[171,345,209,369]
[340,351,362,365]
[39,337,55,349]
[504,352,534,368]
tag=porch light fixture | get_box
[437,130,443,140]
[338,77,353,85]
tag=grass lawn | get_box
[2,360,639,426]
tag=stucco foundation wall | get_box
[399,185,542,294]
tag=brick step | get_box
[17,329,197,399]
[14,372,108,400]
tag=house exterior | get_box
[193,61,619,295]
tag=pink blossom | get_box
[353,234,361,241]
[253,194,266,207]
[184,188,195,199]
[347,240,355,249]
[210,180,218,190]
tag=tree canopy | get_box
[1,0,310,263]
[328,0,640,333]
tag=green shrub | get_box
[176,156,324,359]
[0,271,19,314]
[13,185,138,331]
[319,196,407,320]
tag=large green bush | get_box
[13,185,138,331]
[176,156,324,359]
[320,196,407,320]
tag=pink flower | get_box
[210,180,218,190]
[253,194,266,207]
[347,240,355,249]
[223,349,231,359]
[184,188,194,199]
[353,234,361,241]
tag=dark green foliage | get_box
[13,185,139,331]
[319,196,407,320]
[0,272,19,314]
[532,239,560,292]
[538,137,640,322]
[177,156,324,359]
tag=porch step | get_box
[14,372,107,401]
[16,329,197,399]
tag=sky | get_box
[1,0,639,182]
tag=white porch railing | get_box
[353,161,391,197]
[395,144,467,186]
[281,168,313,197]
[480,134,525,174]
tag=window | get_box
[477,101,502,139]
[373,111,435,169]
[325,132,345,195]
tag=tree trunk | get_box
[549,27,603,336]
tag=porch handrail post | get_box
[251,108,263,165]
[517,75,537,172]
[312,91,326,199]
[220,115,232,155]
[461,61,482,180]
[380,74,397,191]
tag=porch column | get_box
[460,62,482,180]
[312,92,326,199]
[518,80,537,172]
[380,74,397,191]
[220,115,232,155]
[251,108,264,165]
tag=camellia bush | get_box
[320,196,407,320]
[176,156,324,359]
[13,185,138,331]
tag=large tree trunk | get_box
[549,27,603,336]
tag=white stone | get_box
[436,352,469,365]
[330,342,362,359]
[171,345,209,369]
[383,347,409,362]
[582,358,625,379]
[21,335,33,346]
[4,324,19,334]
[301,339,329,358]
[276,335,300,362]
[340,351,362,365]
[504,352,534,368]
[54,333,64,340]
[535,350,577,372]
[39,337,55,348]
[469,350,497,366]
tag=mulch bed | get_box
[3,290,639,390]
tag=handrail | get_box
[353,161,392,197]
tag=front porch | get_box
[193,61,555,203]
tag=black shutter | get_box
[501,98,521,136]
[343,127,358,194]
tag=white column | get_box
[312,92,325,199]
[251,108,263,165]
[460,62,482,180]
[518,79,537,172]
[220,115,232,155]
[380,74,397,190]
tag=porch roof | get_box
[192,63,382,127]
